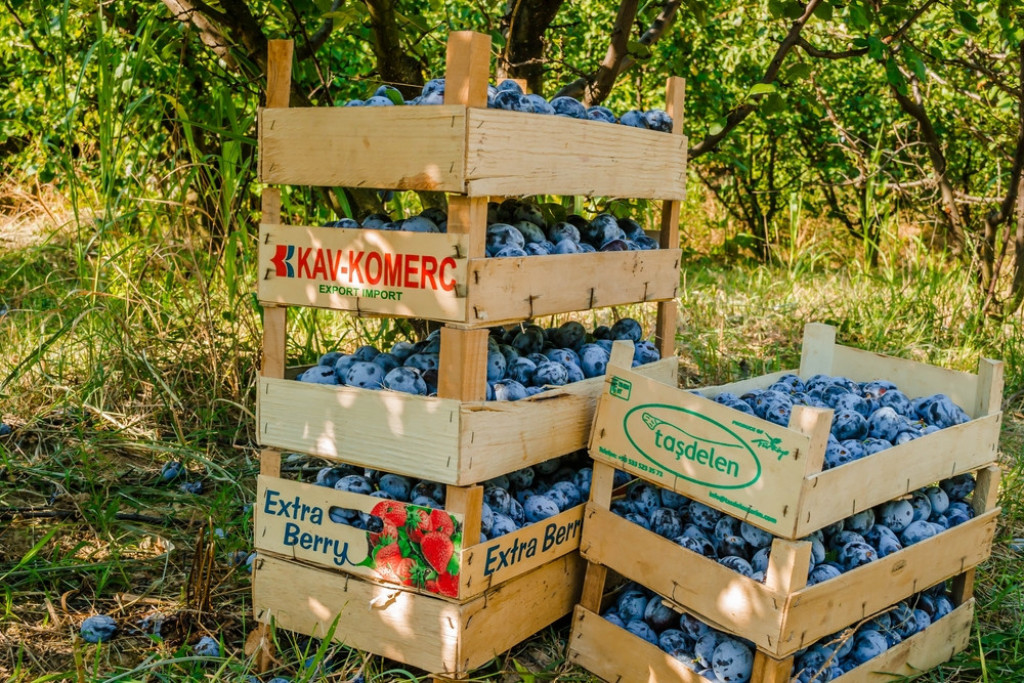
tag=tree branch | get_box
[690,0,825,159]
[295,0,346,61]
[362,0,423,97]
[553,0,681,102]
[498,0,566,93]
[795,37,867,60]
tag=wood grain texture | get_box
[569,605,705,682]
[261,306,287,380]
[259,106,467,189]
[465,249,681,325]
[444,31,490,108]
[266,40,293,109]
[438,328,488,400]
[463,108,688,199]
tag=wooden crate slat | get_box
[580,503,997,656]
[795,414,1001,536]
[254,551,582,675]
[463,109,688,199]
[258,377,463,481]
[258,224,469,321]
[258,106,467,190]
[568,605,704,682]
[833,599,974,682]
[254,553,464,672]
[464,249,682,325]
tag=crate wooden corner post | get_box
[656,76,685,360]
[251,37,293,671]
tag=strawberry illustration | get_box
[373,542,414,584]
[421,531,455,574]
[435,571,459,598]
[406,507,433,543]
[429,509,456,536]
[371,499,408,528]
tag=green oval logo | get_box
[623,404,761,489]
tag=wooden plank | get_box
[464,249,681,325]
[788,404,832,478]
[951,465,1002,604]
[751,653,795,683]
[764,538,811,594]
[258,224,468,321]
[799,322,837,377]
[258,106,467,190]
[588,461,617,509]
[833,600,973,683]
[444,31,490,108]
[590,364,814,538]
[656,77,685,360]
[974,357,1004,417]
[461,505,584,599]
[265,40,293,109]
[258,376,463,483]
[261,187,282,224]
[580,503,997,657]
[259,448,281,477]
[261,306,287,380]
[795,413,1001,537]
[829,343,981,415]
[464,108,688,199]
[438,328,488,400]
[446,484,483,548]
[455,356,677,484]
[446,195,487,261]
[577,562,608,614]
[254,554,463,672]
[568,605,704,683]
[457,553,585,673]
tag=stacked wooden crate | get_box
[249,32,687,678]
[569,323,1003,682]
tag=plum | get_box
[383,367,428,395]
[80,615,117,643]
[644,595,677,632]
[712,638,753,683]
[550,96,587,118]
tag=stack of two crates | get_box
[250,32,689,678]
[569,323,1004,682]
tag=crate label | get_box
[480,507,584,576]
[258,225,468,320]
[591,369,813,535]
[256,477,465,598]
[610,376,632,400]
[622,404,762,489]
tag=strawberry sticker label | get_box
[256,477,464,597]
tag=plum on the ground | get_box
[192,635,221,657]
[80,614,117,643]
[160,461,184,482]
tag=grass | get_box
[1,182,1023,683]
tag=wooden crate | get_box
[568,598,975,683]
[589,323,1004,539]
[254,474,585,601]
[252,550,585,676]
[257,223,682,326]
[258,355,677,486]
[578,463,1000,658]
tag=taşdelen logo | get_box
[623,404,761,489]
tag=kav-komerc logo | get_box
[270,244,458,292]
[623,404,761,489]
